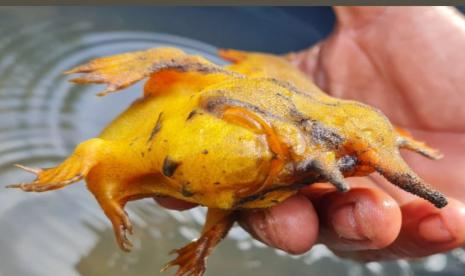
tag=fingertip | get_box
[342,197,465,261]
[408,198,465,246]
[239,195,318,255]
[316,186,401,251]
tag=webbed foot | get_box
[6,138,103,192]
[162,209,235,276]
[65,47,236,96]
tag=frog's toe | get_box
[162,209,235,276]
[296,156,350,192]
[7,138,103,192]
[116,215,134,252]
[105,201,134,252]
[6,162,84,192]
[395,128,443,160]
[162,239,207,276]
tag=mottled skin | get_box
[8,47,447,276]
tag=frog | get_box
[7,47,447,276]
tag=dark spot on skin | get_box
[181,184,194,197]
[270,151,278,160]
[214,182,220,185]
[147,112,163,143]
[202,149,209,155]
[140,152,145,158]
[186,110,199,121]
[162,156,181,177]
[271,199,280,204]
[337,155,358,173]
[289,108,308,124]
[310,122,344,149]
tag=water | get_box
[0,6,463,276]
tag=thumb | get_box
[286,43,322,82]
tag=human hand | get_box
[261,6,465,260]
[157,6,465,261]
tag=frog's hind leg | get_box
[395,127,443,160]
[7,138,104,192]
[65,47,238,96]
[86,173,182,252]
[162,209,236,276]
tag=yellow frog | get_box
[7,47,447,276]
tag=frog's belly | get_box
[148,113,274,209]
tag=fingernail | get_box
[332,203,367,241]
[418,214,454,243]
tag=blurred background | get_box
[0,6,464,276]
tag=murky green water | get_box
[0,6,463,276]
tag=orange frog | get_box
[7,47,447,276]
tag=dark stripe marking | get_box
[147,112,163,143]
[162,156,181,177]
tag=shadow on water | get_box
[0,6,464,276]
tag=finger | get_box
[154,197,198,211]
[335,197,465,261]
[302,178,401,251]
[238,194,318,255]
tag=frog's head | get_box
[327,101,447,208]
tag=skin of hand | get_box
[157,6,465,261]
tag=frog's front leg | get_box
[7,138,104,192]
[162,209,236,276]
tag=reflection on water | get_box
[0,6,463,276]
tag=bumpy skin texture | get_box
[8,47,447,276]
